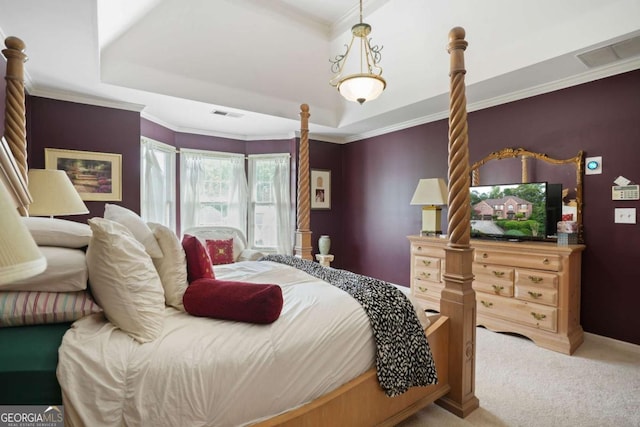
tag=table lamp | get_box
[410,178,448,235]
[0,180,47,285]
[27,169,89,217]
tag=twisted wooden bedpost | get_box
[437,27,479,418]
[294,104,313,260]
[2,36,28,215]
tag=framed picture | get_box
[45,148,122,201]
[311,169,331,209]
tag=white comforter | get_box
[57,261,378,427]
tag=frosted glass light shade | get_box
[338,74,386,104]
[27,169,89,217]
[0,182,46,284]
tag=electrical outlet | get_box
[614,208,636,224]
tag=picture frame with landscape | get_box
[45,148,122,201]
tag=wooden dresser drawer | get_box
[515,269,559,289]
[515,284,558,306]
[474,249,561,272]
[473,278,514,297]
[414,255,441,270]
[414,266,441,283]
[411,243,445,259]
[413,280,444,300]
[472,263,514,296]
[477,293,558,332]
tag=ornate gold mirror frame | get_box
[470,148,584,242]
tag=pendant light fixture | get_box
[329,0,386,105]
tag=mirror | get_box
[470,148,584,242]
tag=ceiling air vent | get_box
[210,109,243,118]
[577,35,640,68]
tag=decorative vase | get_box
[318,235,331,255]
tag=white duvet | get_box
[57,261,379,427]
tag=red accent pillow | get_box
[181,234,214,283]
[206,238,234,265]
[183,278,283,324]
[561,213,574,221]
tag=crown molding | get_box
[141,111,295,142]
[27,86,145,112]
[336,57,640,144]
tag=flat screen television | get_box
[470,182,560,241]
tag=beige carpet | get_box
[397,327,640,427]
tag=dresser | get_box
[408,235,585,354]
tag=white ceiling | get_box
[0,0,639,143]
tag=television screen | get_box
[470,182,549,241]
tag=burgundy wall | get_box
[340,69,640,345]
[309,140,345,267]
[26,97,141,222]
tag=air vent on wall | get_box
[577,35,640,68]
[210,109,243,118]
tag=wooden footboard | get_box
[254,315,450,427]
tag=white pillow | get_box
[23,217,91,248]
[2,246,88,292]
[148,223,188,311]
[103,204,163,258]
[86,217,165,343]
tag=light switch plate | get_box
[614,208,636,224]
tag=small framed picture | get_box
[311,169,331,210]
[45,148,122,201]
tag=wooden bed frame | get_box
[3,26,478,426]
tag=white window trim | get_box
[141,137,177,231]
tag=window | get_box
[248,154,292,254]
[140,138,176,230]
[180,149,247,235]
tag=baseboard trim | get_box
[584,332,640,354]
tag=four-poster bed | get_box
[0,27,478,425]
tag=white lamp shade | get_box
[338,74,386,104]
[27,169,89,216]
[0,182,46,285]
[410,178,448,206]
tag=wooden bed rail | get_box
[437,27,479,417]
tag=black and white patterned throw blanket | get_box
[260,254,437,397]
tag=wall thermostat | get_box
[612,184,640,200]
[585,156,602,175]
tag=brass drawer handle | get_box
[531,312,547,321]
[528,275,543,283]
[482,253,489,259]
[542,258,550,265]
[492,271,504,277]
[422,259,432,266]
[528,291,542,299]
[420,272,431,278]
[418,286,428,293]
[481,300,493,308]
[417,246,422,251]
[492,285,504,294]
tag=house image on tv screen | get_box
[470,182,548,239]
[473,195,533,221]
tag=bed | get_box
[0,27,478,426]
